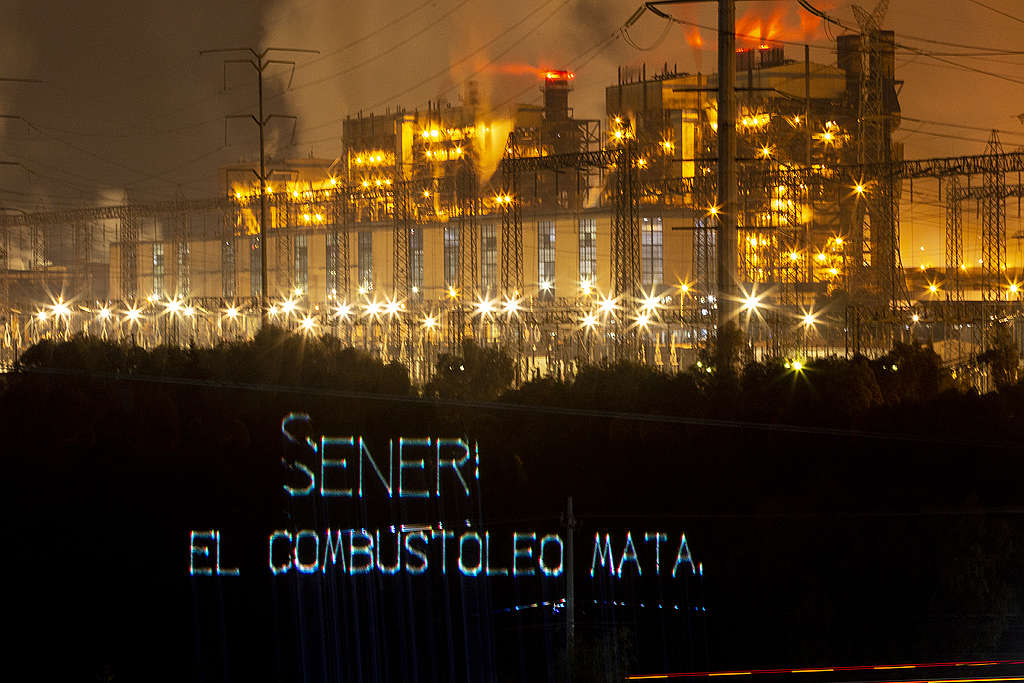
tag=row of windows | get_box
[209,218,664,298]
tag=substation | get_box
[3,29,1023,385]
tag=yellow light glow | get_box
[126,308,141,322]
[816,252,827,262]
[36,310,47,321]
[98,308,111,320]
[423,190,431,198]
[854,183,865,194]
[828,268,838,276]
[789,251,799,261]
[802,312,816,327]
[300,316,316,332]
[912,313,920,323]
[539,280,552,292]
[760,145,772,158]
[422,315,437,330]
[475,298,495,316]
[742,294,761,311]
[582,312,598,328]
[501,295,521,316]
[334,302,352,318]
[636,312,650,328]
[225,306,238,319]
[165,299,182,314]
[928,283,938,293]
[640,294,659,313]
[447,285,459,299]
[791,360,803,371]
[834,237,844,247]
[281,299,297,314]
[183,306,195,317]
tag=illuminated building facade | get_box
[0,34,918,372]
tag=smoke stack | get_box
[465,80,480,108]
[543,70,574,122]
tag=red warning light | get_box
[544,70,575,81]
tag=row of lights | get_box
[233,178,340,201]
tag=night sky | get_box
[1,0,1021,241]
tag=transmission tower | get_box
[981,131,1007,302]
[200,46,319,322]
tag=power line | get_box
[294,0,573,141]
[298,29,621,148]
[901,116,1024,139]
[265,0,473,102]
[797,0,1024,86]
[966,0,1024,25]
[288,0,440,72]
[368,0,574,113]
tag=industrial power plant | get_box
[2,26,1020,385]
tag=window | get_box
[579,217,596,286]
[443,225,460,287]
[294,233,308,294]
[538,220,555,299]
[221,239,235,298]
[176,241,190,296]
[410,227,424,294]
[249,238,262,297]
[481,223,497,293]
[152,243,164,297]
[641,216,663,289]
[326,232,339,297]
[358,230,373,290]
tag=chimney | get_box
[543,70,574,122]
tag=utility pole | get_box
[627,0,743,329]
[715,0,738,327]
[200,47,318,326]
[0,77,42,320]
